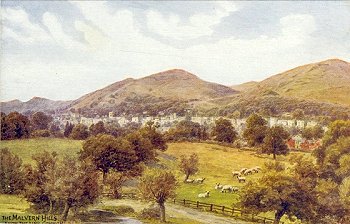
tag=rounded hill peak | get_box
[145,69,199,81]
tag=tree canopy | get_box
[262,126,290,159]
[179,153,199,181]
[243,113,268,146]
[211,118,237,143]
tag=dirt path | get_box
[166,203,251,224]
[99,199,251,224]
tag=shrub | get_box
[30,129,51,138]
[137,206,160,220]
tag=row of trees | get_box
[240,119,350,224]
[0,121,168,221]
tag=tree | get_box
[302,125,324,140]
[179,153,199,182]
[89,121,106,136]
[166,120,208,141]
[140,121,167,151]
[262,126,290,159]
[0,148,24,194]
[24,152,100,220]
[31,112,53,130]
[1,112,30,140]
[243,113,268,147]
[80,134,139,183]
[63,122,74,138]
[240,162,317,224]
[70,124,89,140]
[126,131,155,162]
[292,109,304,120]
[138,169,177,222]
[211,118,237,143]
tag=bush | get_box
[114,205,135,215]
[30,129,51,138]
[137,206,159,220]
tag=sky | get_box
[1,1,350,102]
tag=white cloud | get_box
[146,2,237,40]
[2,8,51,43]
[42,12,85,50]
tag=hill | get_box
[233,59,350,107]
[69,69,238,116]
[0,97,72,114]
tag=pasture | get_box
[0,138,82,164]
[1,138,306,223]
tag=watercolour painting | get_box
[1,1,350,224]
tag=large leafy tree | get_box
[0,148,24,194]
[167,120,208,141]
[240,161,317,224]
[126,131,155,162]
[211,118,237,143]
[70,124,89,140]
[80,134,139,183]
[30,111,53,130]
[138,169,177,222]
[262,126,290,159]
[1,112,30,140]
[140,121,167,151]
[179,153,199,182]
[89,121,106,136]
[243,113,268,146]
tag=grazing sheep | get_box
[237,176,246,183]
[252,166,261,173]
[243,169,253,176]
[232,171,241,177]
[240,168,248,174]
[195,177,206,183]
[220,185,239,193]
[215,183,223,190]
[198,191,210,198]
[185,179,194,183]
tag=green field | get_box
[1,138,304,223]
[0,138,82,164]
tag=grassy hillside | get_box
[233,59,350,107]
[0,138,82,164]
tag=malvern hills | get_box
[1,59,350,117]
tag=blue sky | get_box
[1,1,350,101]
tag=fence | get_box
[173,199,282,224]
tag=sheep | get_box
[252,166,261,173]
[220,185,239,193]
[237,176,246,183]
[243,169,253,176]
[232,171,241,177]
[195,177,206,183]
[240,168,248,174]
[185,179,194,183]
[198,191,210,198]
[215,183,223,190]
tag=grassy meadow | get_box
[0,138,82,164]
[0,138,307,223]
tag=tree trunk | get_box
[184,173,190,182]
[48,199,53,214]
[159,202,166,222]
[273,209,285,224]
[102,171,107,184]
[61,201,71,221]
[273,153,276,160]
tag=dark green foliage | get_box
[140,121,167,151]
[1,112,30,140]
[126,131,155,162]
[262,126,290,159]
[63,122,74,137]
[89,121,106,136]
[302,125,324,140]
[166,120,208,141]
[80,134,139,183]
[243,113,268,146]
[30,129,51,138]
[211,118,237,143]
[0,148,24,194]
[70,124,89,140]
[31,112,53,130]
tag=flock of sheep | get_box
[196,166,262,198]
